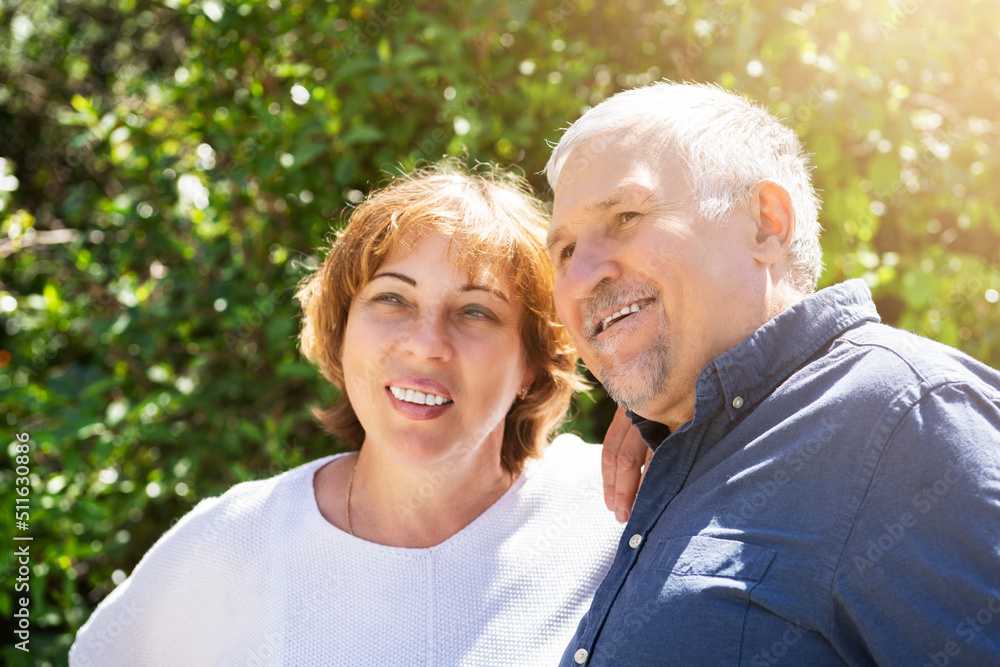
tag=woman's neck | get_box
[320,443,516,548]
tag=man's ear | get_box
[748,179,795,265]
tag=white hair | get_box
[545,81,823,293]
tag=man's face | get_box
[548,131,763,429]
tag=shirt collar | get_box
[628,279,881,437]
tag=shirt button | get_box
[574,648,589,664]
[732,396,744,409]
[628,533,643,549]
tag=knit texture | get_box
[70,434,623,666]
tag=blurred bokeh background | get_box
[2,0,999,662]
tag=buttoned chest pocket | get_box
[597,535,775,666]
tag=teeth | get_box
[600,301,643,332]
[389,386,451,406]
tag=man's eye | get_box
[620,211,639,224]
[560,243,575,262]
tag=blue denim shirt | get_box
[562,280,1000,666]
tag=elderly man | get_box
[547,82,1000,666]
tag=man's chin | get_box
[599,364,666,415]
[604,384,652,415]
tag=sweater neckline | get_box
[303,452,534,553]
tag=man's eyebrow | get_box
[587,194,624,212]
[370,272,415,286]
[588,183,654,212]
[545,228,564,254]
[462,284,508,303]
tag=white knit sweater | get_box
[70,434,623,666]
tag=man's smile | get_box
[584,290,659,341]
[594,298,655,334]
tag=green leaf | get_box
[341,123,385,145]
[290,141,328,170]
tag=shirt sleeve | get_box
[830,380,1000,665]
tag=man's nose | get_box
[563,235,622,301]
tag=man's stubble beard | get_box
[592,307,670,416]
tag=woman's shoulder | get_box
[521,432,608,510]
[70,456,339,666]
[220,455,337,507]
[536,432,603,478]
[168,455,334,543]
[498,432,622,568]
[546,431,601,456]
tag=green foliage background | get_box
[2,0,999,663]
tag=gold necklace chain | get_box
[345,459,357,536]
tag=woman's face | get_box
[342,233,535,468]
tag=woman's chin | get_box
[368,435,463,469]
[360,416,506,474]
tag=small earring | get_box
[517,386,529,400]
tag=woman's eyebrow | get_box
[462,284,508,303]
[370,271,415,286]
[371,273,508,303]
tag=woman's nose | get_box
[399,311,453,363]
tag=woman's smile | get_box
[385,376,454,419]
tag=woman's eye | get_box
[619,211,639,224]
[559,243,575,262]
[373,293,404,305]
[461,305,492,319]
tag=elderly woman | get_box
[70,164,623,666]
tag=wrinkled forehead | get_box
[549,131,690,244]
[556,131,685,200]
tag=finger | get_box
[613,424,648,523]
[601,406,634,513]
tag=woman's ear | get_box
[517,366,536,401]
[520,366,537,398]
[748,180,796,265]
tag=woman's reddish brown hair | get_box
[296,163,585,473]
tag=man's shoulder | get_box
[829,320,1000,397]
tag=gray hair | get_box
[545,82,823,293]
